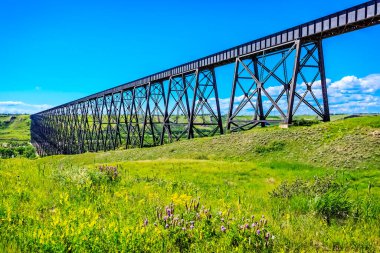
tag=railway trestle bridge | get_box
[31,1,380,156]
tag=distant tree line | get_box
[0,141,36,159]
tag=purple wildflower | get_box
[165,224,169,229]
[221,225,226,232]
[256,229,261,235]
[166,207,172,217]
[190,224,194,229]
[244,223,250,229]
[143,218,148,226]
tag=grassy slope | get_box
[0,116,379,251]
[0,115,30,141]
[53,116,380,170]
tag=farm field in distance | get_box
[0,114,30,141]
[0,115,35,159]
[0,115,379,252]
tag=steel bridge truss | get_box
[31,39,330,156]
[161,69,223,143]
[227,40,330,131]
[31,68,225,155]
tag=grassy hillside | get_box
[52,115,380,170]
[0,116,379,252]
[0,115,30,141]
[0,115,35,159]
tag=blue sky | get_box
[0,0,379,114]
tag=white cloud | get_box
[0,101,52,114]
[265,85,283,96]
[360,74,380,93]
[213,73,380,116]
[0,101,24,106]
[329,74,380,93]
[327,74,380,113]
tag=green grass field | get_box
[0,115,379,252]
[0,115,30,141]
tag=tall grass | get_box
[0,116,379,251]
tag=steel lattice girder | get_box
[227,40,329,132]
[31,40,327,156]
[145,82,166,146]
[161,74,193,143]
[127,86,148,148]
[189,69,223,138]
[161,68,223,143]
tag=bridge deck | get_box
[35,0,380,114]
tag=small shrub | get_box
[292,118,320,126]
[99,165,119,180]
[0,147,16,158]
[271,174,354,225]
[89,165,120,184]
[255,140,285,154]
[194,154,209,160]
[0,144,36,159]
[270,174,338,198]
[314,189,351,225]
[23,145,37,158]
